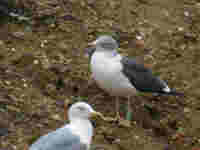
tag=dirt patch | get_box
[0,0,200,150]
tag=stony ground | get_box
[0,0,200,150]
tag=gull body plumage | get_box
[29,102,100,150]
[91,49,137,97]
[87,35,183,121]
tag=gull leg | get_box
[64,102,68,120]
[125,96,132,121]
[115,97,121,120]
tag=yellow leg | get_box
[115,97,121,119]
[126,96,132,121]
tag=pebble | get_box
[178,27,184,31]
[52,114,62,121]
[44,40,48,44]
[11,48,16,52]
[134,135,139,140]
[184,11,190,17]
[198,139,200,143]
[5,81,11,85]
[113,138,121,143]
[40,42,45,48]
[184,107,190,113]
[33,59,39,65]
[23,83,28,88]
[0,40,4,45]
[136,35,143,40]
[12,32,25,39]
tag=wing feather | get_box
[30,126,87,150]
[121,57,167,93]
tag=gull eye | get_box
[76,106,85,111]
[101,43,114,49]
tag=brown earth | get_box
[0,0,200,150]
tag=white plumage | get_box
[91,49,136,97]
[29,102,101,150]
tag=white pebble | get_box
[11,48,16,52]
[178,27,184,31]
[33,60,39,64]
[136,35,143,40]
[23,83,28,87]
[40,42,45,48]
[184,11,189,17]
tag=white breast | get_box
[91,51,136,97]
[69,120,93,147]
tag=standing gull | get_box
[86,35,183,120]
[29,102,102,150]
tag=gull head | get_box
[68,102,103,121]
[88,35,118,51]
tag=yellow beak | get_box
[88,40,97,46]
[89,111,104,120]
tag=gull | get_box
[0,0,29,20]
[86,35,183,121]
[29,102,103,150]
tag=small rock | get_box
[198,138,200,143]
[52,114,62,121]
[184,107,190,113]
[136,35,143,40]
[40,42,45,48]
[11,48,16,52]
[43,40,48,44]
[113,138,121,144]
[0,40,4,45]
[178,27,184,31]
[184,11,189,17]
[12,32,25,39]
[5,80,11,85]
[23,83,28,87]
[33,60,39,65]
[134,135,139,140]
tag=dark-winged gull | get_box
[86,35,183,120]
[29,102,102,150]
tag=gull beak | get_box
[89,111,104,120]
[88,40,97,46]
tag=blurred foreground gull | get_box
[29,102,103,150]
[86,35,183,120]
[0,0,29,20]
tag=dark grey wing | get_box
[121,57,168,94]
[29,126,87,150]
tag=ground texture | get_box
[0,0,200,150]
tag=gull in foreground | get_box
[29,102,103,150]
[86,35,183,121]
